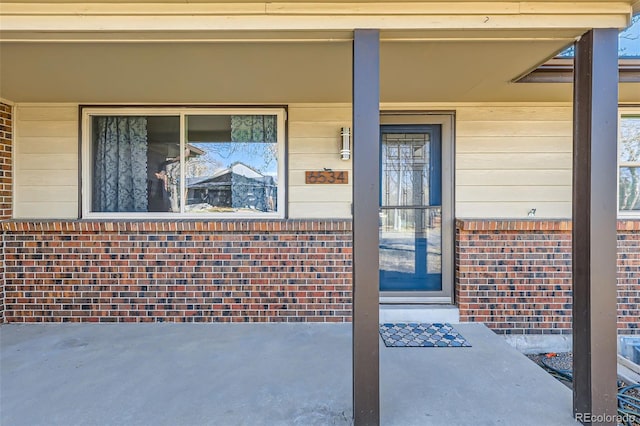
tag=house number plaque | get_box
[305,170,349,184]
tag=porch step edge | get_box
[379,305,460,324]
[503,334,572,355]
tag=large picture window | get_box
[619,112,640,214]
[82,108,285,218]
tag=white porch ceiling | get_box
[2,37,621,104]
[1,1,636,103]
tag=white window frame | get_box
[618,108,640,218]
[81,107,286,219]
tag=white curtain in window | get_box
[93,117,148,212]
[230,115,277,143]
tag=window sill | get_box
[82,212,285,220]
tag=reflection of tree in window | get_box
[620,117,640,211]
[185,142,276,178]
[382,134,430,231]
[184,115,278,213]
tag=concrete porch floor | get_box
[0,323,577,426]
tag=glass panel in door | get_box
[380,125,442,292]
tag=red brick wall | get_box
[456,219,640,335]
[618,223,640,333]
[4,217,639,331]
[2,220,352,323]
[0,101,12,323]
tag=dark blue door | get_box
[379,125,442,292]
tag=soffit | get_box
[1,2,636,103]
[4,38,635,104]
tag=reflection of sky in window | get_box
[558,14,640,58]
[187,142,278,177]
[620,117,640,163]
[619,117,640,211]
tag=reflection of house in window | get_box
[186,162,277,213]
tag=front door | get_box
[380,124,443,294]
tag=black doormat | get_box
[379,323,472,347]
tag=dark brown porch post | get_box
[352,28,380,426]
[572,28,619,425]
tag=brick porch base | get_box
[1,220,352,323]
[1,219,639,333]
[456,219,640,335]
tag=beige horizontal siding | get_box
[11,102,575,220]
[17,106,78,122]
[287,104,352,219]
[288,153,351,170]
[456,202,572,218]
[16,137,77,154]
[288,104,575,219]
[457,153,572,170]
[15,153,77,171]
[288,122,351,139]
[456,186,571,203]
[456,169,571,187]
[18,186,77,203]
[14,104,79,219]
[456,136,571,153]
[286,104,574,219]
[456,106,572,122]
[287,106,351,123]
[17,169,77,186]
[455,105,573,218]
[289,138,343,154]
[13,202,78,218]
[15,120,78,138]
[288,202,352,218]
[456,120,573,137]
[289,185,352,201]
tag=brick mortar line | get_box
[456,219,640,232]
[1,219,354,233]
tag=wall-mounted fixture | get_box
[340,127,351,160]
[528,208,537,217]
